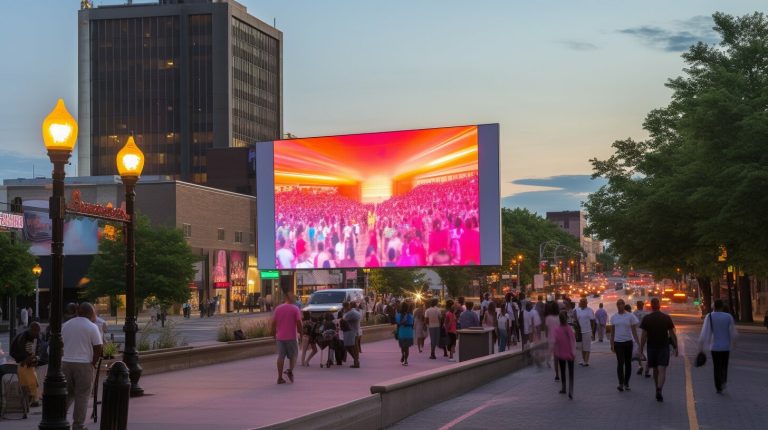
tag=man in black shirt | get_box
[639,298,678,402]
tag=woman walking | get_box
[545,302,562,380]
[497,304,510,352]
[553,310,576,399]
[444,300,457,361]
[413,302,427,353]
[300,311,318,366]
[482,302,498,353]
[610,299,640,392]
[395,302,414,366]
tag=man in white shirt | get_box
[276,238,295,269]
[62,302,103,430]
[574,298,596,366]
[425,299,442,359]
[522,301,541,349]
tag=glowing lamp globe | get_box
[42,99,78,152]
[116,136,145,178]
[32,264,43,277]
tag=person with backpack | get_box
[395,301,414,366]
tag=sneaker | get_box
[559,389,566,394]
[429,355,437,360]
[448,358,456,362]
[624,385,631,391]
[617,385,624,392]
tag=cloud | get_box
[0,151,55,181]
[557,40,599,51]
[502,174,606,215]
[619,15,719,52]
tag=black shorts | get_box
[646,345,670,368]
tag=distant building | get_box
[77,0,283,184]
[545,210,603,272]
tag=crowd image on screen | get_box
[274,173,480,269]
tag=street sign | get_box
[261,270,279,279]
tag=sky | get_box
[0,0,763,214]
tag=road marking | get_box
[437,400,496,430]
[680,333,699,430]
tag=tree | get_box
[84,214,196,312]
[367,268,424,296]
[585,12,768,318]
[0,232,37,297]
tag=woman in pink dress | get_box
[545,302,562,381]
[553,310,577,399]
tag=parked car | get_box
[302,288,364,319]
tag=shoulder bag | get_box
[695,313,712,367]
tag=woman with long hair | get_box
[413,302,427,353]
[482,301,498,353]
[553,310,576,399]
[395,301,415,366]
[300,311,318,366]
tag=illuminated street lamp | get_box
[117,135,145,397]
[32,264,42,322]
[40,98,78,430]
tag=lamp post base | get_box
[38,372,69,430]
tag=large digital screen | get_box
[256,124,501,269]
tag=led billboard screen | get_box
[256,124,500,270]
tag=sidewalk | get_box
[1,337,460,430]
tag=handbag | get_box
[695,312,714,367]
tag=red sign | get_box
[0,212,24,229]
[214,282,231,289]
[66,190,130,222]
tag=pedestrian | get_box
[444,300,457,361]
[497,303,510,353]
[633,300,650,377]
[300,311,318,366]
[610,299,640,393]
[343,302,361,368]
[574,298,596,366]
[62,303,103,430]
[595,303,608,342]
[697,299,737,394]
[458,301,480,329]
[271,291,302,384]
[20,306,29,327]
[482,301,498,352]
[553,310,576,399]
[638,297,678,401]
[425,298,442,359]
[544,302,561,379]
[395,301,414,366]
[413,302,427,353]
[522,301,541,349]
[9,321,46,407]
[504,293,520,346]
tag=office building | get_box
[546,210,603,272]
[78,0,282,184]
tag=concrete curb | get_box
[252,342,545,430]
[137,324,395,376]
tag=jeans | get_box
[498,330,508,352]
[596,324,606,341]
[614,341,633,386]
[711,350,730,391]
[558,359,574,394]
[428,327,440,357]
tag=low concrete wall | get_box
[252,395,382,430]
[372,344,541,428]
[139,324,394,376]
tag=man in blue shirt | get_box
[698,299,737,393]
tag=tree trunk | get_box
[739,273,753,323]
[697,276,712,315]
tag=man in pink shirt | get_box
[271,291,302,384]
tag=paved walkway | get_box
[1,337,461,429]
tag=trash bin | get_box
[457,327,495,362]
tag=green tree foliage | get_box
[0,232,37,297]
[367,268,424,296]
[84,215,196,311]
[585,12,768,315]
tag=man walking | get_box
[574,298,595,366]
[272,290,303,384]
[639,298,678,402]
[595,303,608,342]
[10,321,45,407]
[633,300,650,377]
[425,298,442,359]
[698,299,737,393]
[62,303,103,430]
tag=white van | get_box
[302,288,364,318]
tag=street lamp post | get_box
[40,99,77,430]
[32,264,42,321]
[117,135,145,397]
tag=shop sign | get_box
[0,212,24,229]
[66,190,130,222]
[261,270,280,279]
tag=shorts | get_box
[646,345,670,368]
[276,339,299,360]
[580,333,592,352]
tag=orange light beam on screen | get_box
[426,146,478,167]
[275,171,355,184]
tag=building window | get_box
[182,223,192,238]
[234,231,243,243]
[217,228,225,241]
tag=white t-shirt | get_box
[497,314,510,331]
[62,317,103,363]
[610,312,639,343]
[523,309,541,335]
[276,248,294,268]
[575,306,595,333]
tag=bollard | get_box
[100,361,131,430]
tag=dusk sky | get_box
[0,0,763,214]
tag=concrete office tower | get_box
[78,0,282,184]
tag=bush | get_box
[217,317,273,341]
[137,319,185,351]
